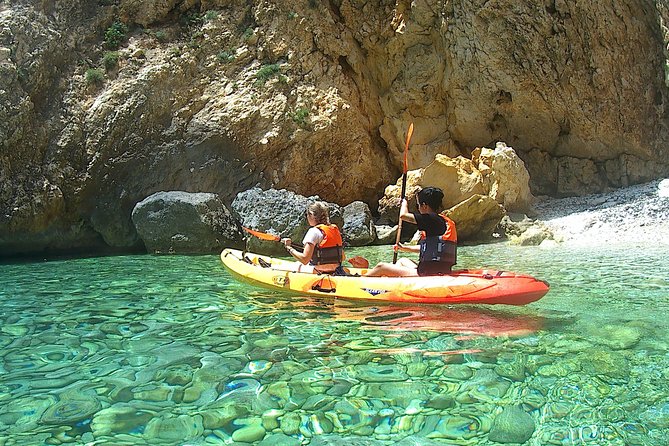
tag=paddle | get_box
[242,226,303,248]
[242,226,369,268]
[242,226,281,242]
[393,122,414,264]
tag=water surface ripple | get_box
[0,242,668,445]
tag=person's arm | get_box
[395,242,419,253]
[285,242,315,265]
[284,228,321,265]
[399,198,416,224]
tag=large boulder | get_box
[376,169,424,224]
[474,142,534,212]
[131,191,243,254]
[377,145,530,240]
[422,155,487,209]
[342,201,376,246]
[445,195,505,241]
[372,225,398,245]
[232,188,342,256]
[496,214,555,246]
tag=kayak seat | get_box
[333,266,360,277]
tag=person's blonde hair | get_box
[307,201,330,225]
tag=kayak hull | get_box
[220,248,549,306]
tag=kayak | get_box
[220,248,549,305]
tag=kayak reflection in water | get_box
[366,187,458,277]
[281,201,345,274]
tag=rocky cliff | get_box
[2,0,669,257]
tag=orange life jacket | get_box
[312,224,344,266]
[418,215,457,266]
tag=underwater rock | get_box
[427,415,482,440]
[200,403,249,430]
[41,397,102,425]
[462,369,511,402]
[261,409,284,431]
[438,364,474,381]
[258,432,302,446]
[326,378,356,396]
[425,395,456,410]
[639,403,669,429]
[90,404,154,437]
[1,396,57,433]
[346,363,408,382]
[155,364,193,385]
[143,414,204,441]
[302,394,336,411]
[488,406,535,444]
[240,359,273,376]
[494,356,527,382]
[231,418,266,442]
[280,412,302,435]
[374,382,430,407]
[590,324,642,350]
[578,349,630,379]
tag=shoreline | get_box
[531,178,669,247]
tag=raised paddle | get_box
[393,122,414,264]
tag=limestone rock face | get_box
[2,0,669,256]
[131,191,243,253]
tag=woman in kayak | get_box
[281,201,345,273]
[366,187,457,277]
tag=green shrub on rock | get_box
[105,21,128,49]
[255,64,280,86]
[85,68,104,85]
[102,51,119,70]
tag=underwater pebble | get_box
[258,432,301,446]
[143,414,204,441]
[41,397,101,425]
[231,423,266,442]
[488,406,535,443]
[280,412,302,435]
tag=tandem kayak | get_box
[220,248,549,306]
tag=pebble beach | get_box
[532,178,669,247]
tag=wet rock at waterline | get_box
[342,201,377,246]
[131,191,243,254]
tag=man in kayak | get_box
[281,201,345,273]
[366,187,457,277]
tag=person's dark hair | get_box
[417,187,444,211]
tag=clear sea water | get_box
[1,242,668,445]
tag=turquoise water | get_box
[1,242,668,445]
